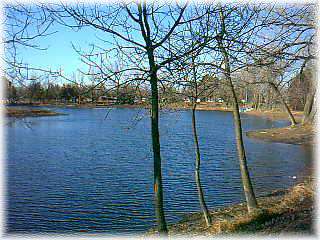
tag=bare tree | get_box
[214,6,259,213]
[175,52,218,226]
[238,61,299,126]
[249,4,316,125]
[195,3,316,213]
[45,2,212,234]
[188,53,217,226]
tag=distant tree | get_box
[288,65,317,123]
[46,83,61,101]
[27,80,44,103]
[60,84,79,102]
[237,62,298,125]
[117,84,136,104]
[4,77,17,103]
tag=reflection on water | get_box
[6,108,313,233]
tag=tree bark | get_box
[304,92,317,124]
[192,104,211,226]
[137,3,168,232]
[269,83,297,126]
[308,104,317,123]
[303,90,315,124]
[254,93,260,110]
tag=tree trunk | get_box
[140,7,168,231]
[221,73,258,213]
[191,104,211,226]
[150,68,167,234]
[308,104,317,123]
[304,93,317,124]
[269,83,297,126]
[228,79,259,214]
[303,90,315,124]
[216,12,258,213]
[254,93,260,110]
[257,94,261,111]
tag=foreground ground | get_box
[150,179,314,236]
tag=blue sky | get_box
[7,6,147,84]
[5,3,179,82]
[6,3,312,85]
[14,23,101,77]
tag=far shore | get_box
[6,102,304,121]
[6,103,312,146]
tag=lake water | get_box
[5,107,313,234]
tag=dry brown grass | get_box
[209,180,314,234]
[165,179,314,236]
[246,123,315,145]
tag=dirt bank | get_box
[244,110,304,122]
[246,123,314,146]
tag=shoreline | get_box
[6,103,303,120]
[148,178,314,236]
[243,109,304,122]
[6,108,64,118]
[6,104,312,146]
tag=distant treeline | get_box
[5,66,314,111]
